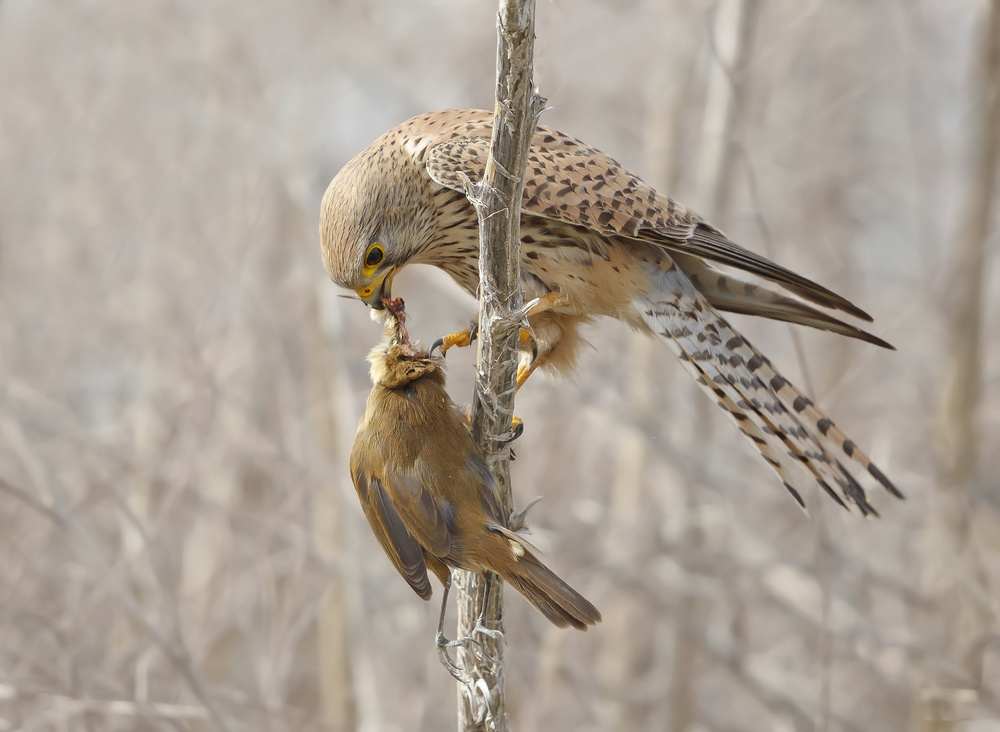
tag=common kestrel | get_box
[321,109,902,515]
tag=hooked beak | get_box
[356,268,396,310]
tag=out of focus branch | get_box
[0,419,233,732]
[695,0,760,218]
[922,1,1000,727]
[937,2,999,482]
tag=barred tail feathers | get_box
[634,270,901,514]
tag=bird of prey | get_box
[322,109,902,515]
[352,306,600,671]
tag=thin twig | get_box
[453,1,543,729]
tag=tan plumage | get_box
[325,109,902,515]
[352,336,600,630]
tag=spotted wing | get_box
[421,110,874,323]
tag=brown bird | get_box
[324,109,903,515]
[350,313,600,660]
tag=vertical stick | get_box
[454,1,544,729]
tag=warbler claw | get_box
[471,623,505,665]
[436,632,470,682]
[474,623,505,644]
[436,628,501,680]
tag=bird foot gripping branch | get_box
[429,293,556,370]
[430,322,478,357]
[429,320,529,443]
[430,320,539,377]
[431,320,540,397]
[434,577,505,683]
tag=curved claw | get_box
[460,622,507,666]
[519,327,538,363]
[464,625,504,667]
[473,622,506,647]
[430,326,476,358]
[436,632,470,682]
[500,416,524,445]
[435,629,503,681]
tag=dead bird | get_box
[350,307,600,665]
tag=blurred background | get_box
[0,0,997,730]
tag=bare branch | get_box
[453,0,543,729]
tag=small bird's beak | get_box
[356,268,396,310]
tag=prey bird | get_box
[323,109,902,515]
[352,304,600,675]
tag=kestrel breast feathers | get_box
[321,109,902,515]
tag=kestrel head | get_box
[320,139,435,310]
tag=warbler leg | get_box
[436,574,504,675]
[434,575,471,682]
[470,573,505,664]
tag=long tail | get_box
[635,263,903,516]
[487,526,601,630]
[669,250,894,349]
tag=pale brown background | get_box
[0,1,997,730]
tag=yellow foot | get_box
[430,324,477,357]
[432,311,544,388]
[525,291,569,317]
[516,360,541,390]
[458,411,523,442]
[506,415,524,443]
[519,327,538,363]
[432,323,537,361]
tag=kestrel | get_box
[321,109,902,515]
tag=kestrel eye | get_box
[365,245,384,267]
